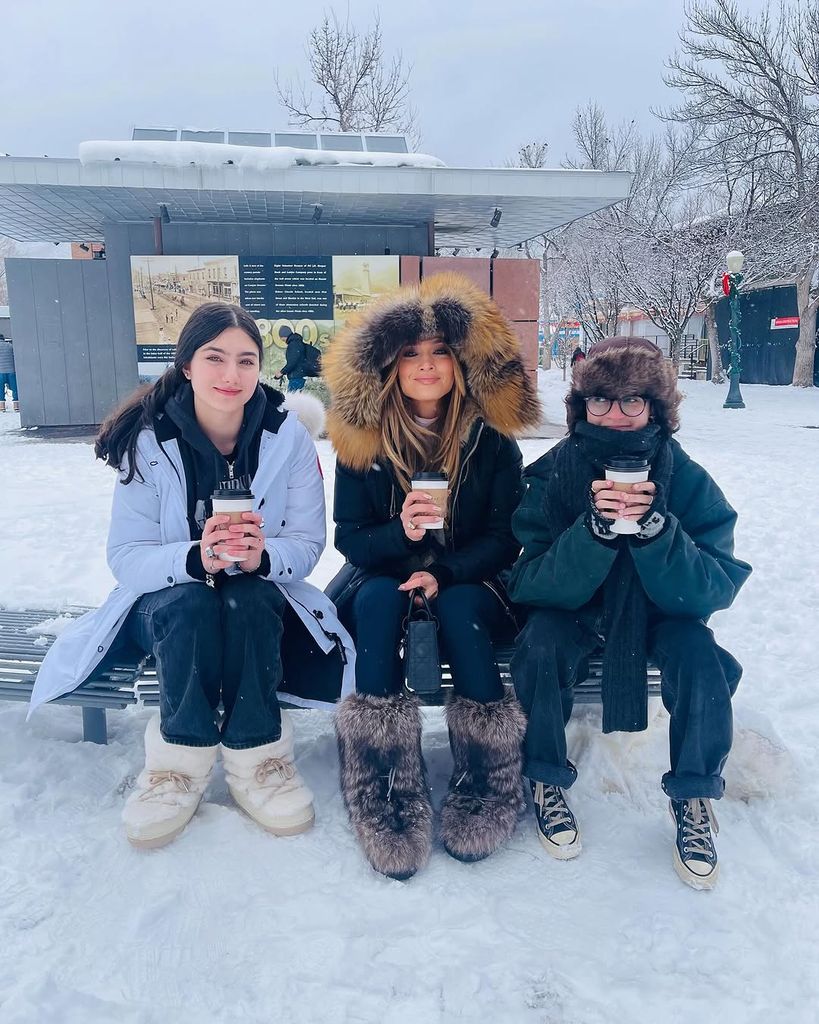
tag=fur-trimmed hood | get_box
[324,272,540,470]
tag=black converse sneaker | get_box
[530,780,582,860]
[670,798,719,890]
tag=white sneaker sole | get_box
[536,827,582,860]
[673,844,719,890]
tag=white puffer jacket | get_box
[29,404,354,714]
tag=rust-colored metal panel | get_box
[400,255,421,286]
[492,258,540,320]
[511,320,539,374]
[421,257,491,293]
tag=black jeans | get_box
[127,574,286,749]
[511,607,742,799]
[348,576,507,702]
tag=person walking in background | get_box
[274,331,309,392]
[509,337,751,889]
[570,345,586,367]
[324,273,540,880]
[0,334,18,412]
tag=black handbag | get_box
[401,589,442,695]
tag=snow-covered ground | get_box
[1,372,818,1023]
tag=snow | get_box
[2,373,819,1022]
[78,140,446,171]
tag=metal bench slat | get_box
[1,608,665,737]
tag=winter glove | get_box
[585,484,618,543]
[632,481,668,542]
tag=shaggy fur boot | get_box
[335,693,433,881]
[439,693,527,862]
[122,715,218,849]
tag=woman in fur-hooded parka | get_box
[325,272,540,880]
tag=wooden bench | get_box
[0,608,663,743]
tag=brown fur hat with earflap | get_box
[566,336,682,434]
[323,272,541,471]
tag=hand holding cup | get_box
[400,491,444,541]
[591,479,656,518]
[200,514,235,574]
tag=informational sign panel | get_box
[770,316,800,330]
[131,254,399,379]
[332,255,400,326]
[131,255,240,377]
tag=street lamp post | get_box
[723,250,746,409]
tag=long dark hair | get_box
[95,302,264,483]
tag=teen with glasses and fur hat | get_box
[324,273,540,881]
[508,337,751,889]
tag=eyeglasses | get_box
[584,396,648,417]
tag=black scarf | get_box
[546,421,673,732]
[164,384,268,538]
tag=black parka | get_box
[328,418,524,616]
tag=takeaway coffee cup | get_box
[604,457,650,535]
[211,481,255,560]
[411,472,449,530]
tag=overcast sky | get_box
[1,0,767,168]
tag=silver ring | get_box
[408,521,416,530]
[259,519,265,529]
[205,546,216,559]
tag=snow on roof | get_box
[78,140,445,170]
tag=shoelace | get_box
[680,798,719,856]
[254,757,296,786]
[139,770,192,800]
[383,766,397,801]
[534,782,572,829]
[453,769,492,805]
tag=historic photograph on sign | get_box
[131,255,240,376]
[331,255,400,325]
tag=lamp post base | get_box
[723,376,745,409]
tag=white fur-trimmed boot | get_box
[221,713,315,836]
[123,715,218,849]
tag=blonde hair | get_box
[379,342,467,493]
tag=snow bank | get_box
[78,140,446,170]
[2,374,819,1022]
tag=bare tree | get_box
[275,10,418,144]
[663,0,819,386]
[561,105,706,361]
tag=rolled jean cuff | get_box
[524,757,578,789]
[661,771,725,801]
[220,730,282,750]
[161,729,220,748]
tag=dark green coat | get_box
[508,437,751,619]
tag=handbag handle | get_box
[402,588,437,629]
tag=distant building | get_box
[0,129,632,425]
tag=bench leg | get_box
[82,707,108,744]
